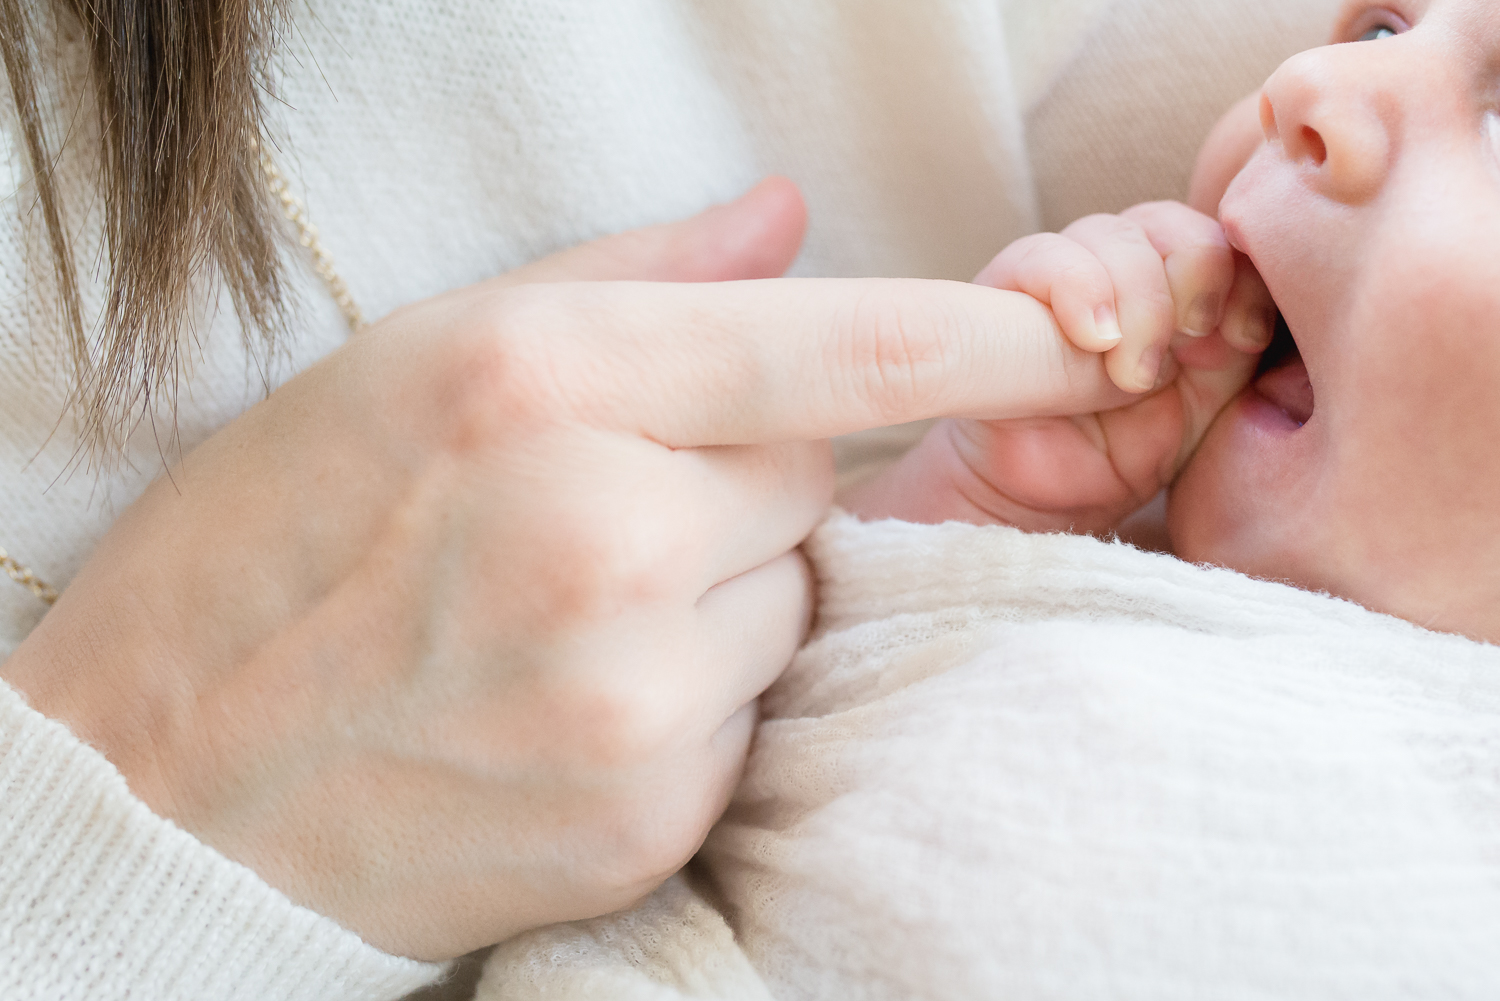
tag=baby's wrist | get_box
[837,421,1021,528]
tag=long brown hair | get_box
[2,0,286,454]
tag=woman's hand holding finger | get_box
[1,179,1126,961]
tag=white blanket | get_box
[476,514,1500,999]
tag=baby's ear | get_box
[1188,91,1265,217]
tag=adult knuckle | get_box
[435,287,587,443]
[613,799,711,884]
[556,517,681,616]
[604,767,724,885]
[835,290,956,423]
[566,672,689,768]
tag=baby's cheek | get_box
[1164,435,1234,563]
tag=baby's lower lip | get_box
[1252,354,1314,427]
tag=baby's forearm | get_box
[838,421,989,525]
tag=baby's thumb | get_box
[494,177,807,287]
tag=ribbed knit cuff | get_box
[0,681,444,1001]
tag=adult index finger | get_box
[484,277,1140,448]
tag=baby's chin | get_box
[1163,435,1245,568]
[1167,426,1500,644]
[1164,391,1318,588]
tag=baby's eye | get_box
[1344,5,1411,42]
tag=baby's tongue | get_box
[1254,354,1314,426]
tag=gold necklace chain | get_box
[1,547,60,606]
[253,139,366,334]
[4,145,365,607]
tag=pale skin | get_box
[1,179,1146,961]
[1174,0,1500,642]
[855,0,1500,645]
[843,201,1272,532]
[7,0,1490,964]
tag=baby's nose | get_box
[1259,45,1395,206]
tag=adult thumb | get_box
[495,177,808,287]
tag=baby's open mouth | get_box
[1252,312,1314,426]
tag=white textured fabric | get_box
[0,0,1339,997]
[0,682,440,1000]
[482,873,770,1001]
[484,513,1500,999]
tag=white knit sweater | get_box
[0,1,1335,997]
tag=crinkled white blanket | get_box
[476,513,1500,999]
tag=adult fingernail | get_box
[1094,305,1123,345]
[1181,293,1220,338]
[1133,344,1166,392]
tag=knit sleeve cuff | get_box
[0,680,445,1001]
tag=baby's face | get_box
[1169,0,1500,641]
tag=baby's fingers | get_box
[1219,253,1278,354]
[1119,201,1239,342]
[973,233,1122,352]
[1061,213,1180,393]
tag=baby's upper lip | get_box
[1218,165,1263,260]
[1220,215,1251,257]
[1219,211,1320,410]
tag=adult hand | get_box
[1,180,1129,961]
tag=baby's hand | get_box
[843,201,1274,534]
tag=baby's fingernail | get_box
[1254,307,1278,350]
[1235,307,1276,351]
[1224,306,1273,352]
[1133,344,1166,392]
[1181,293,1220,338]
[1152,350,1180,391]
[1094,305,1123,345]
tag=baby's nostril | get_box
[1301,126,1327,166]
